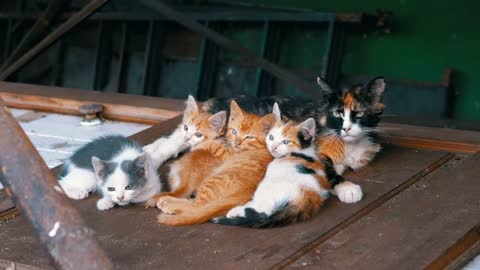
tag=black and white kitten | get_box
[57,135,161,210]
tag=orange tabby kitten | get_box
[156,100,275,226]
[143,95,226,169]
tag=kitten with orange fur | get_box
[156,100,275,226]
[143,95,226,169]
[213,104,361,228]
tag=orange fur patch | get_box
[343,93,355,109]
[316,135,345,164]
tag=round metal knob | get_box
[79,103,104,126]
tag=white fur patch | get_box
[333,181,363,203]
[58,165,96,200]
[143,127,190,169]
[169,163,181,191]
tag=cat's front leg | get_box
[97,197,115,211]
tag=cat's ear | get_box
[184,95,199,120]
[296,118,316,141]
[363,76,385,111]
[92,156,109,182]
[258,113,276,133]
[134,153,148,175]
[229,100,243,124]
[208,111,227,132]
[316,77,334,94]
[272,102,281,122]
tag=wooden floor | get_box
[1,83,480,270]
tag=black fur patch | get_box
[290,152,314,162]
[297,131,312,149]
[120,159,146,188]
[295,164,315,174]
[319,156,344,188]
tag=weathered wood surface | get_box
[379,122,480,154]
[0,146,452,270]
[0,82,184,124]
[286,153,480,270]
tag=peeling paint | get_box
[49,222,60,237]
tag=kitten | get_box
[57,135,160,210]
[155,100,275,226]
[144,134,230,208]
[203,76,385,176]
[212,104,362,228]
[143,95,227,169]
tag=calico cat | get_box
[155,100,275,226]
[203,76,385,176]
[212,104,362,228]
[57,135,160,210]
[143,95,227,169]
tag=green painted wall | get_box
[241,0,480,120]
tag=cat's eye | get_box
[269,135,274,140]
[333,111,342,118]
[356,111,365,117]
[107,187,115,191]
[183,125,188,131]
[245,135,254,140]
[125,185,132,190]
[194,132,203,138]
[231,129,237,135]
[283,140,291,145]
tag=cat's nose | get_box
[343,127,351,132]
[117,196,124,201]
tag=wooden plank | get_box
[0,82,184,124]
[379,122,480,154]
[0,146,450,269]
[286,153,480,270]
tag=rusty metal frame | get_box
[0,97,113,270]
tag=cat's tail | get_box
[213,191,325,228]
[157,196,244,226]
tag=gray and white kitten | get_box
[57,135,161,210]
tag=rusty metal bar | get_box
[138,0,324,100]
[0,0,109,81]
[0,97,113,270]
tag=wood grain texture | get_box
[287,154,480,270]
[0,146,449,269]
[0,82,184,124]
[379,122,480,154]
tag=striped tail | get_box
[213,193,323,229]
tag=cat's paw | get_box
[226,206,246,218]
[144,198,158,208]
[97,198,115,211]
[63,188,89,200]
[334,181,363,203]
[157,197,181,215]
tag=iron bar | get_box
[115,22,128,93]
[0,97,113,270]
[139,0,324,99]
[0,10,366,23]
[143,20,164,96]
[0,0,109,81]
[0,0,66,72]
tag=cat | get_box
[143,95,227,169]
[203,76,385,178]
[144,133,231,208]
[57,135,160,210]
[212,104,362,228]
[155,100,275,226]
